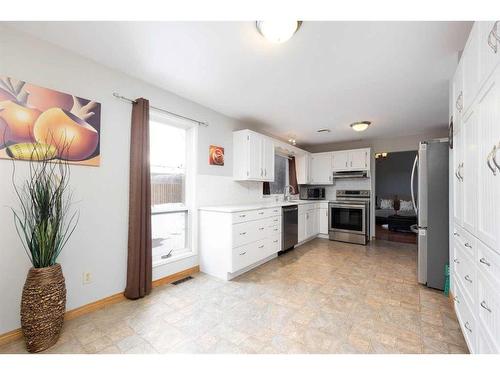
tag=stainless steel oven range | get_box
[328,190,370,245]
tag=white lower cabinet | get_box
[199,207,281,280]
[298,203,321,242]
[452,225,500,353]
[319,207,329,235]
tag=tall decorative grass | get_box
[11,142,79,268]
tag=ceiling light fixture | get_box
[317,128,331,133]
[350,121,371,132]
[288,137,297,146]
[256,21,302,43]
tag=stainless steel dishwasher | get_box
[279,205,298,255]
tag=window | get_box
[268,154,289,195]
[150,113,192,266]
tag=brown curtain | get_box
[289,156,299,194]
[125,98,152,300]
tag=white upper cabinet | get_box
[349,148,369,170]
[454,60,464,118]
[462,108,478,235]
[476,69,500,252]
[453,122,464,227]
[462,23,480,112]
[233,129,275,182]
[478,21,500,89]
[332,148,370,171]
[310,152,334,185]
[332,151,349,171]
[262,137,275,181]
[295,153,311,185]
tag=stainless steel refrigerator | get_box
[411,139,449,290]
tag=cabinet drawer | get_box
[268,234,281,254]
[476,239,500,288]
[477,272,500,348]
[477,323,499,354]
[453,226,476,261]
[266,215,281,228]
[231,240,262,272]
[268,224,281,237]
[454,244,476,307]
[454,283,477,353]
[231,207,280,224]
[232,221,258,247]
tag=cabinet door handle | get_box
[464,243,472,249]
[453,232,460,237]
[273,240,278,243]
[259,227,265,230]
[479,257,491,267]
[453,258,460,264]
[464,275,473,283]
[458,162,464,181]
[258,245,264,249]
[258,212,264,215]
[264,168,267,176]
[456,92,463,112]
[239,214,246,218]
[239,251,246,255]
[487,149,497,175]
[480,301,492,313]
[261,168,263,177]
[488,21,499,53]
[464,321,472,333]
[492,144,500,171]
[455,169,460,180]
[239,232,247,235]
[453,296,460,304]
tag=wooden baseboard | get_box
[152,265,199,288]
[0,328,22,347]
[0,265,200,347]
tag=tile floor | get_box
[0,238,468,354]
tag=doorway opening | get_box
[375,150,418,244]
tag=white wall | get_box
[0,26,265,335]
[303,129,449,154]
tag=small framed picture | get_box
[209,145,224,166]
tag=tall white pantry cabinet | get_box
[451,21,500,354]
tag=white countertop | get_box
[199,200,330,213]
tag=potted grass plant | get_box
[10,142,79,353]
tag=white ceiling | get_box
[8,21,472,146]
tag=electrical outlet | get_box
[83,272,92,284]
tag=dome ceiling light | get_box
[256,21,302,44]
[350,121,372,132]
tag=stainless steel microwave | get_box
[299,187,326,200]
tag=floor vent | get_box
[171,276,193,285]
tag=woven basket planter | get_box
[21,263,66,353]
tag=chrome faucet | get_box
[283,184,296,201]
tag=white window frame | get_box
[264,153,289,199]
[149,110,198,267]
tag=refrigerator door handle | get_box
[411,154,418,214]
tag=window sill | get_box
[153,249,195,268]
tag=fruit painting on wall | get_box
[209,145,224,166]
[0,76,101,166]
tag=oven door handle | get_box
[329,204,366,210]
